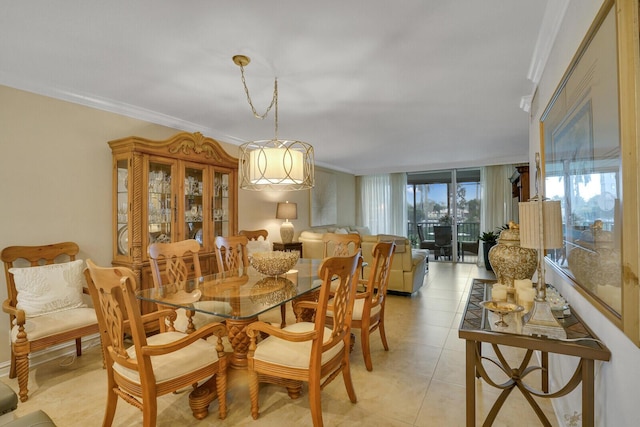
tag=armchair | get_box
[246,252,362,427]
[85,260,228,426]
[1,242,98,402]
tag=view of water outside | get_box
[546,171,617,230]
[407,173,482,251]
[408,182,481,225]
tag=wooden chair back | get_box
[322,233,361,258]
[214,235,250,272]
[365,241,396,307]
[239,229,268,241]
[84,260,143,366]
[316,251,363,346]
[148,239,202,290]
[2,242,79,312]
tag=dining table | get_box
[136,257,323,369]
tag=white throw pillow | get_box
[247,237,272,256]
[9,259,87,317]
[334,228,349,234]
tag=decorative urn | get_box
[488,221,538,288]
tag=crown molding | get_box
[520,0,570,112]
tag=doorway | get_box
[407,169,481,263]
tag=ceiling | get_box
[0,1,552,175]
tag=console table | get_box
[458,279,611,427]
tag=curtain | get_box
[479,164,515,266]
[357,173,407,236]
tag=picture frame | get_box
[310,169,337,226]
[539,0,639,338]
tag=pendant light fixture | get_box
[233,55,314,191]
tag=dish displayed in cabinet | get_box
[117,225,128,255]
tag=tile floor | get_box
[1,262,559,426]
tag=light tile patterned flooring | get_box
[1,262,558,426]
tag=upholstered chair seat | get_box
[9,308,96,342]
[252,322,344,368]
[113,331,220,384]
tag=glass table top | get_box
[137,258,323,320]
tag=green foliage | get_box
[479,231,500,244]
[479,224,509,244]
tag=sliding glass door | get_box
[407,169,481,263]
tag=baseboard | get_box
[0,334,101,378]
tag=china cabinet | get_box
[109,132,238,314]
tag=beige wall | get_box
[529,1,640,425]
[0,84,355,366]
[238,166,356,243]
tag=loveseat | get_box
[298,227,427,295]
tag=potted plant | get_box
[479,225,509,271]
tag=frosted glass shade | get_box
[519,200,563,249]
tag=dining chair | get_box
[293,233,362,323]
[327,241,396,371]
[84,259,228,426]
[238,229,268,242]
[322,232,361,258]
[148,239,229,333]
[245,251,363,427]
[214,235,250,272]
[1,242,99,402]
[239,230,288,327]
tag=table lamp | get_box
[276,201,297,244]
[518,153,566,339]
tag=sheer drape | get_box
[479,164,514,266]
[357,173,407,236]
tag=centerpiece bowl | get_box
[250,251,299,276]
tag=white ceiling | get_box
[0,0,551,175]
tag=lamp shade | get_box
[239,139,314,191]
[276,201,297,220]
[519,200,563,249]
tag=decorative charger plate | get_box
[117,225,128,255]
[479,300,524,315]
[480,300,524,327]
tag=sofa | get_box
[0,382,56,426]
[298,227,427,295]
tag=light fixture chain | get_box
[239,64,278,121]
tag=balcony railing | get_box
[408,221,480,247]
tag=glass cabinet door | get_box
[213,171,230,237]
[148,160,174,245]
[184,166,205,248]
[116,158,129,256]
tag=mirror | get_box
[541,2,622,316]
